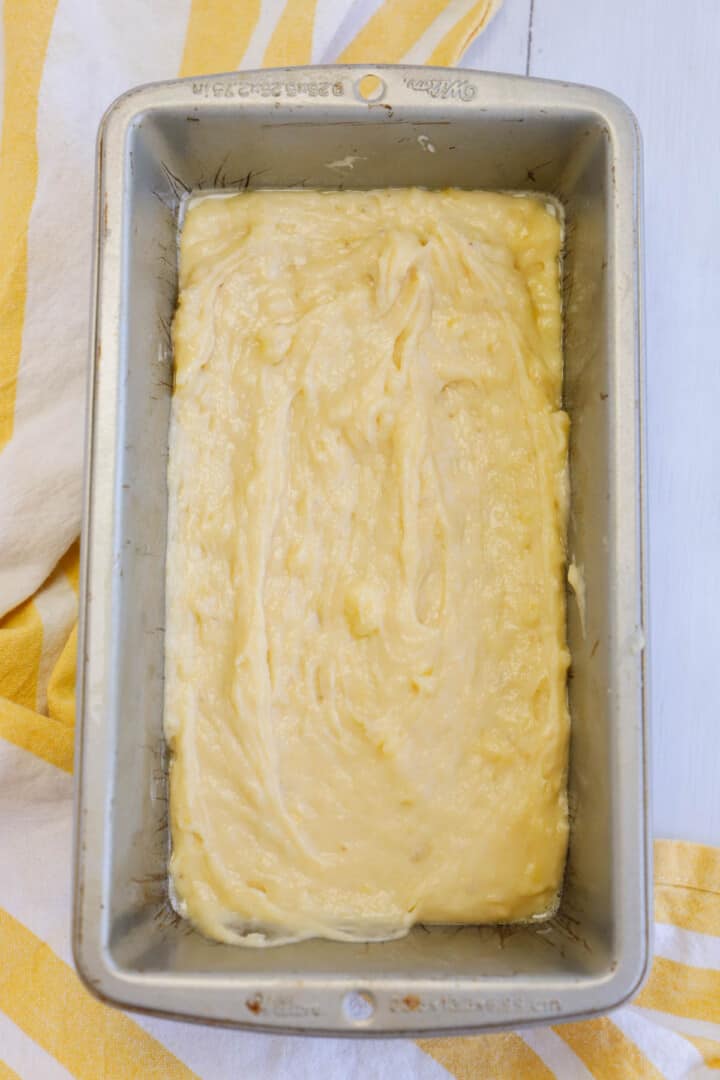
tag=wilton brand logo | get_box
[403,77,477,101]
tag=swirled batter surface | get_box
[165,189,570,946]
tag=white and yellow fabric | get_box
[0,1,719,1076]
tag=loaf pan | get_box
[74,64,649,1034]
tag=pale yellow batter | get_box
[165,188,570,946]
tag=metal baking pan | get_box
[73,64,649,1035]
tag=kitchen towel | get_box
[1,0,719,1075]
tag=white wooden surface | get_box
[465,0,720,844]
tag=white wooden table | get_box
[463,0,720,844]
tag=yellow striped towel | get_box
[0,1,718,1076]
